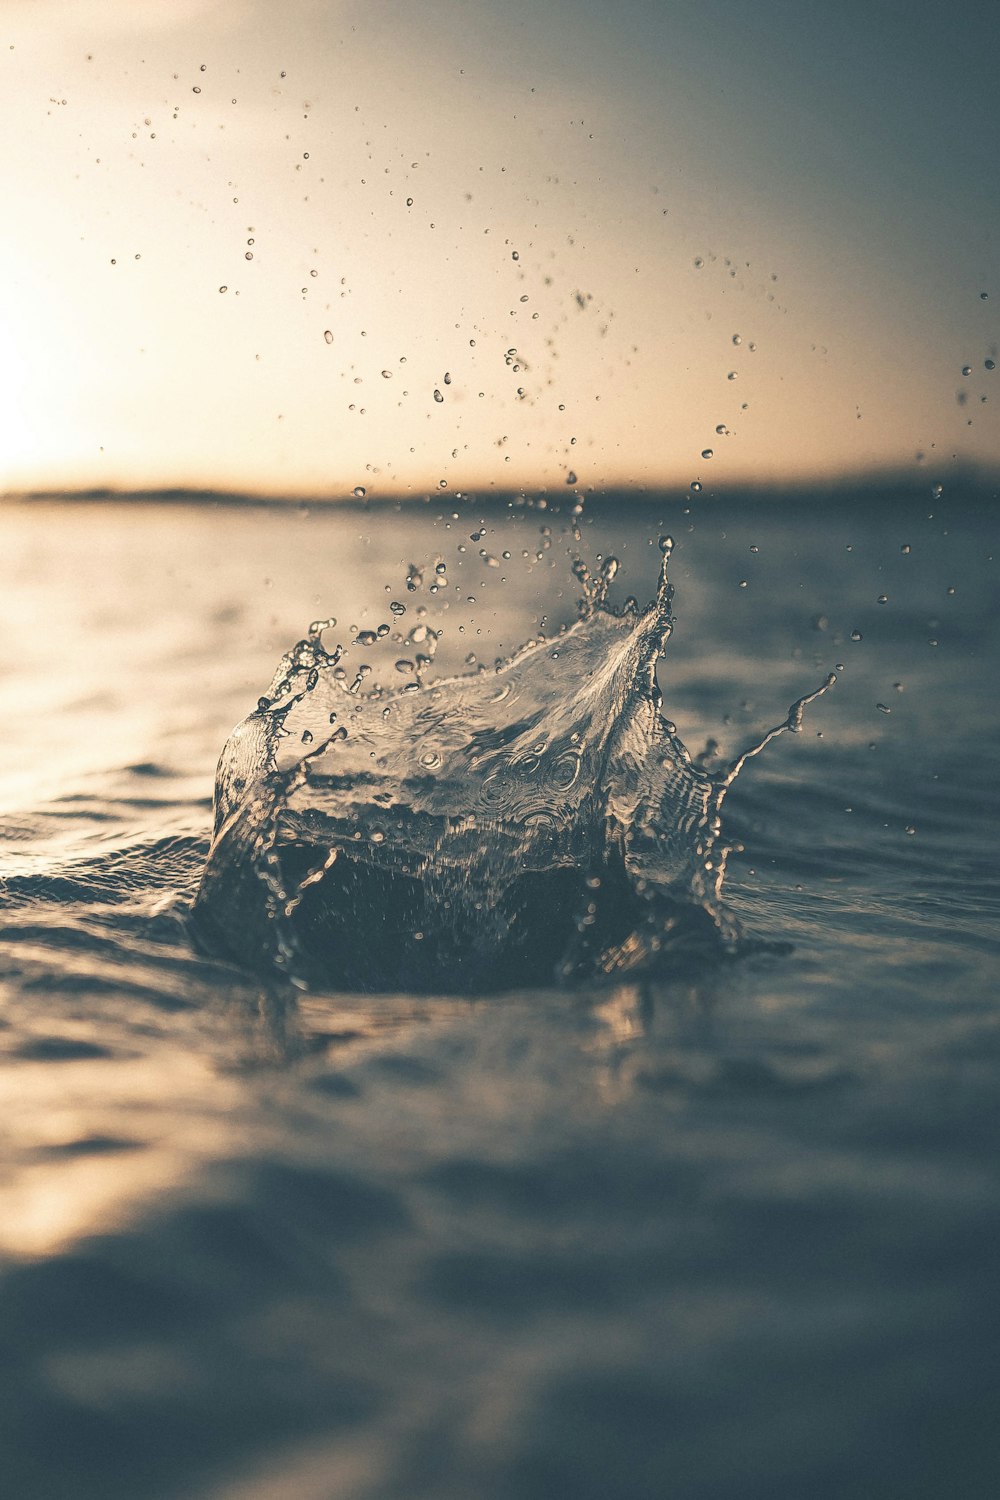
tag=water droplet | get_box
[962,365,973,376]
[245,251,253,260]
[443,371,452,385]
[192,85,202,94]
[987,359,996,371]
[738,579,748,589]
[356,630,378,647]
[690,480,702,493]
[693,257,704,268]
[850,629,863,642]
[565,471,578,485]
[433,389,444,403]
[218,285,228,293]
[701,448,714,459]
[323,329,334,344]
[931,483,944,499]
[381,369,392,379]
[353,485,366,498]
[905,825,916,835]
[900,543,911,554]
[715,424,727,435]
[727,371,738,380]
[877,594,888,604]
[876,702,891,714]
[732,334,742,346]
[512,250,519,261]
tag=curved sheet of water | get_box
[193,540,833,992]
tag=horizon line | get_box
[3,463,998,508]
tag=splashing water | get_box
[192,540,834,992]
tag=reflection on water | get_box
[0,493,998,1499]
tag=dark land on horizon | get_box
[4,468,998,515]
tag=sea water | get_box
[0,489,997,1498]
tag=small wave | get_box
[192,540,834,992]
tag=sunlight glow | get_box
[1,0,996,494]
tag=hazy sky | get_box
[2,0,996,495]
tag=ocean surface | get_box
[1,487,997,1499]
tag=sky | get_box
[1,0,997,497]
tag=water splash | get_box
[192,540,834,992]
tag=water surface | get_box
[1,490,997,1498]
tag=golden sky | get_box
[2,0,997,496]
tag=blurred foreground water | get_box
[0,489,997,1498]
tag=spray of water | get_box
[192,539,834,992]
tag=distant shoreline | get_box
[3,473,997,511]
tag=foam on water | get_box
[192,539,835,992]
